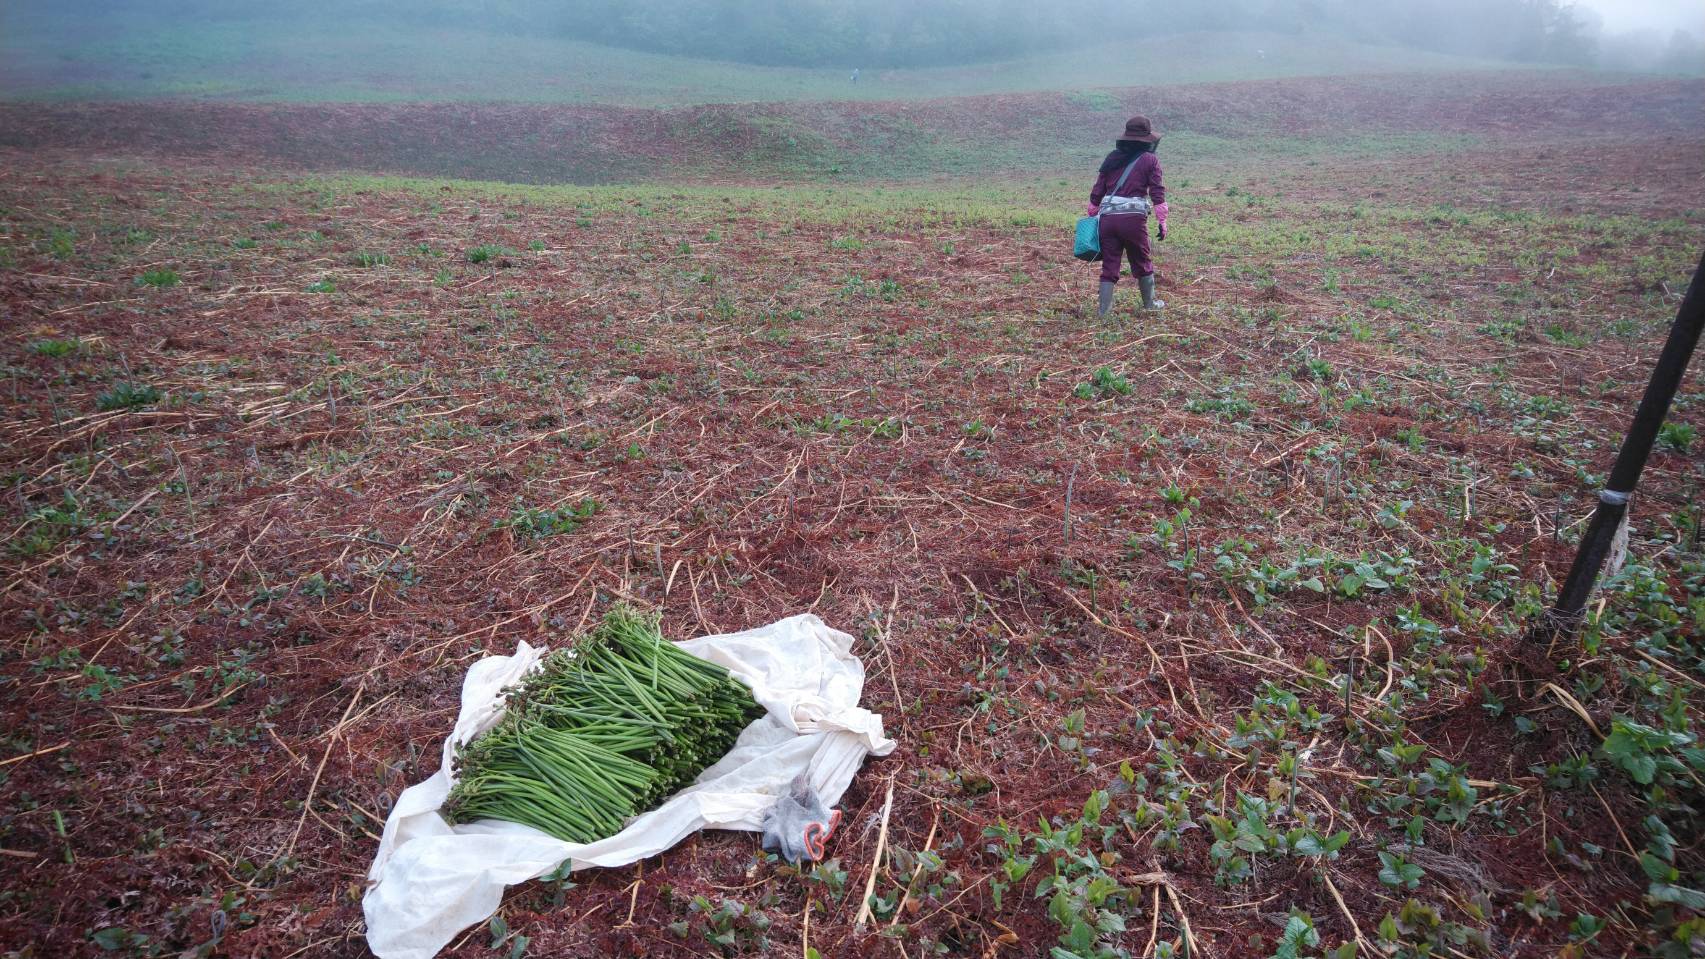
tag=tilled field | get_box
[1,125,1703,958]
[1,71,1700,183]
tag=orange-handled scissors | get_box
[802,809,842,861]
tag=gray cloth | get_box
[1101,195,1154,216]
[761,774,840,863]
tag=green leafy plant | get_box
[486,914,529,959]
[1032,790,1132,959]
[97,382,162,411]
[803,857,848,900]
[1377,850,1424,889]
[90,926,155,952]
[9,495,94,558]
[1270,912,1356,959]
[467,244,517,264]
[1074,366,1132,400]
[496,499,599,539]
[984,780,1138,959]
[982,820,1037,912]
[1375,898,1485,957]
[1301,357,1335,381]
[29,338,83,357]
[1637,815,1705,920]
[1658,421,1695,452]
[1206,791,1348,887]
[46,227,76,259]
[836,274,901,301]
[76,663,134,701]
[1569,912,1605,943]
[1602,718,1695,785]
[798,412,901,439]
[1184,389,1255,420]
[673,895,771,956]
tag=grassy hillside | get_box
[0,13,1522,106]
[4,72,1697,188]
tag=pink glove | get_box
[1154,202,1169,240]
[1086,202,1100,216]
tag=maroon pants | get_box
[1098,213,1153,284]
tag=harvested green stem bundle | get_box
[441,606,764,843]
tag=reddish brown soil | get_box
[0,77,1702,959]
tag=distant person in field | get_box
[1087,115,1168,316]
[850,68,860,84]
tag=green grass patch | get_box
[466,244,518,264]
[96,382,162,411]
[29,338,83,358]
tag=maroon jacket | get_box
[1090,152,1165,208]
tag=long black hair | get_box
[1098,140,1155,174]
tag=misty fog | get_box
[3,0,1700,104]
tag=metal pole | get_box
[1534,250,1705,640]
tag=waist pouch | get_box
[1101,195,1153,216]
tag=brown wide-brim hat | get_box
[1117,115,1161,145]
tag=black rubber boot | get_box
[1139,274,1165,311]
[1097,281,1115,317]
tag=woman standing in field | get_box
[1088,116,1168,316]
